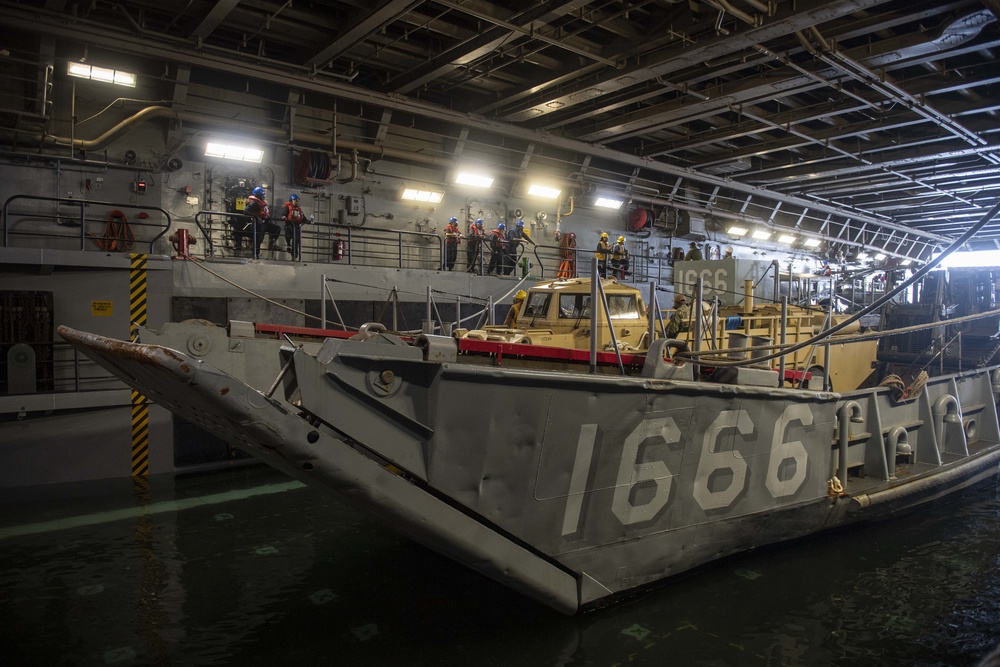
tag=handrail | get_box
[187,211,444,267]
[3,194,171,253]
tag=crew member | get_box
[487,221,507,276]
[724,247,734,259]
[595,232,611,277]
[610,235,629,278]
[245,186,280,259]
[665,294,690,339]
[505,219,527,275]
[444,216,461,270]
[504,290,527,327]
[467,219,485,274]
[684,242,703,261]
[279,193,307,260]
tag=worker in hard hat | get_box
[466,218,485,274]
[487,221,507,276]
[444,216,461,270]
[504,219,532,275]
[665,294,690,339]
[595,232,611,277]
[245,186,280,259]
[280,193,307,260]
[505,289,527,327]
[724,247,734,259]
[610,235,630,278]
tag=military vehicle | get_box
[460,277,877,390]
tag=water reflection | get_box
[0,465,997,666]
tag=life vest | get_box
[445,222,460,244]
[595,240,610,260]
[282,203,306,224]
[246,195,270,220]
[612,243,628,261]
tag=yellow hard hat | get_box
[600,232,608,238]
[617,235,625,243]
[515,290,527,300]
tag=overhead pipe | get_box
[702,0,760,27]
[337,149,359,184]
[799,25,989,150]
[555,195,573,240]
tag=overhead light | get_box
[777,234,796,244]
[752,229,772,240]
[874,252,886,261]
[856,252,870,261]
[401,188,444,203]
[900,259,913,266]
[595,197,624,209]
[934,249,1000,268]
[455,172,493,188]
[727,225,748,236]
[803,238,822,248]
[68,62,136,87]
[205,142,264,163]
[528,184,561,199]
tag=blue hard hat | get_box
[475,219,483,226]
[497,222,506,231]
[449,216,458,223]
[252,187,265,196]
[289,194,299,201]
[516,219,524,227]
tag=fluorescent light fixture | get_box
[900,259,913,266]
[528,184,561,199]
[68,62,136,87]
[595,197,624,210]
[803,238,822,248]
[934,249,1000,269]
[205,142,264,163]
[856,252,870,261]
[752,229,772,240]
[455,172,493,188]
[777,234,796,244]
[401,188,444,203]
[874,253,886,261]
[727,225,748,236]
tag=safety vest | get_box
[595,240,610,260]
[612,243,628,261]
[282,203,306,224]
[445,222,460,244]
[246,195,270,220]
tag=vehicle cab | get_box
[456,277,650,351]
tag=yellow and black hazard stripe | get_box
[129,253,149,477]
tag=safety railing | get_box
[189,210,446,270]
[3,195,658,282]
[0,339,124,402]
[3,195,171,253]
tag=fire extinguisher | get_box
[333,234,344,261]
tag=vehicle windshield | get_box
[607,294,640,319]
[522,292,551,319]
[559,293,591,319]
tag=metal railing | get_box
[3,194,171,253]
[0,339,123,404]
[3,196,659,283]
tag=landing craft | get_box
[57,277,1000,613]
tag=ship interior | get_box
[3,0,1000,659]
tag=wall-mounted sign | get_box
[91,300,113,316]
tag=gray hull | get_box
[58,325,1000,613]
